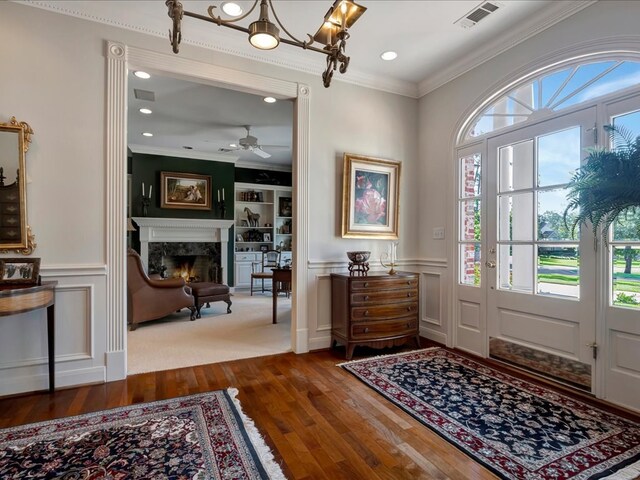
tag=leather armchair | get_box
[127,249,195,330]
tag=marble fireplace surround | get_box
[132,217,234,285]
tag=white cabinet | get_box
[234,252,259,288]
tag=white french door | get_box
[455,108,602,390]
[602,94,640,410]
[485,108,598,391]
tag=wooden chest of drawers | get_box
[330,272,420,359]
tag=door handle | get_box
[485,261,496,268]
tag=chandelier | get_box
[166,0,366,88]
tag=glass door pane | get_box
[610,110,640,309]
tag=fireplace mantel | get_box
[132,217,234,285]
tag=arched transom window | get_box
[464,60,640,140]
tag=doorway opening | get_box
[125,72,296,374]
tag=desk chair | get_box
[250,250,280,295]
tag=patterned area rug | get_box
[340,348,640,480]
[0,388,286,479]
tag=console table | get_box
[0,281,57,392]
[331,272,420,359]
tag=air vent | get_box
[134,89,155,101]
[455,1,502,29]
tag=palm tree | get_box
[564,125,640,242]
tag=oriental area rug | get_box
[0,388,286,480]
[340,348,640,480]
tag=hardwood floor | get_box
[1,345,638,479]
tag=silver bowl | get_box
[346,251,371,264]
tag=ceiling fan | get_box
[219,125,285,159]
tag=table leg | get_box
[272,282,278,324]
[47,304,55,392]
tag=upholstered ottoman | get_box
[189,282,232,319]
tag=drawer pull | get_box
[364,282,369,287]
[407,281,411,285]
[407,306,413,311]
[406,323,411,328]
[407,293,412,297]
[364,295,370,301]
[364,310,369,317]
[364,327,370,333]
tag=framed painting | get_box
[342,153,400,239]
[278,197,292,217]
[0,257,40,284]
[161,172,211,210]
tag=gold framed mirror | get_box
[0,116,36,255]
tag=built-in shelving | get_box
[234,182,293,288]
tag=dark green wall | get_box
[235,167,292,186]
[131,153,236,285]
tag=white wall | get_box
[417,1,640,345]
[0,1,420,394]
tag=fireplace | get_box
[132,217,234,285]
[148,242,222,283]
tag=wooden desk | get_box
[271,268,291,324]
[0,282,57,392]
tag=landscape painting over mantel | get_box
[342,153,400,239]
[161,171,211,211]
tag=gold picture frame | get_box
[160,172,211,210]
[342,153,400,239]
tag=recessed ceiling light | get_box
[380,51,398,61]
[263,96,277,104]
[139,108,152,115]
[230,143,237,148]
[142,132,153,137]
[134,71,151,79]
[221,2,243,16]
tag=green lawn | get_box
[538,273,579,285]
[538,256,578,267]
[613,278,640,293]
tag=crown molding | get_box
[128,144,238,163]
[235,159,292,172]
[418,0,597,97]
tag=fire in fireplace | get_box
[148,242,222,284]
[163,255,219,283]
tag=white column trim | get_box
[106,41,128,381]
[293,83,310,353]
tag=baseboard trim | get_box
[106,350,127,382]
[308,335,331,352]
[0,366,105,397]
[294,328,309,353]
[420,327,447,346]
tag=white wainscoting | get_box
[0,265,107,396]
[306,259,449,351]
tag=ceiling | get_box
[127,73,294,167]
[22,0,593,168]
